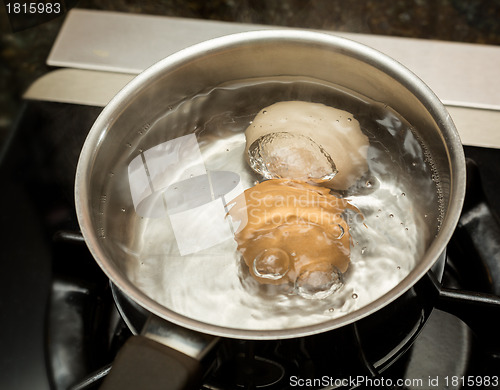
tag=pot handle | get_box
[99,315,218,390]
[99,335,204,390]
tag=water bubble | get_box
[365,180,373,188]
[352,293,358,299]
[361,247,367,255]
[328,307,335,313]
[295,265,343,300]
[121,208,126,212]
[126,143,132,148]
[253,248,290,281]
[347,117,352,122]
[333,224,345,239]
[389,213,394,218]
[248,132,338,182]
[401,192,406,197]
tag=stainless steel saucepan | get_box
[75,30,468,389]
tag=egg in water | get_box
[228,178,361,299]
[245,101,370,190]
[229,101,368,299]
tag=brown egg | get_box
[228,179,359,297]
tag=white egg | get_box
[245,101,369,190]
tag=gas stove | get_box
[2,99,499,390]
[1,9,500,390]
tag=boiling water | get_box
[107,77,441,331]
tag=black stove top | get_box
[1,100,499,390]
